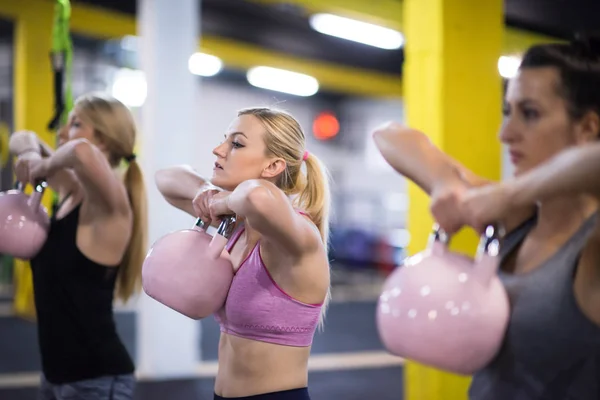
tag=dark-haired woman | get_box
[373,36,600,399]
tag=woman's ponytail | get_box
[116,160,148,303]
[293,152,332,250]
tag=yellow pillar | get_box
[12,2,55,320]
[403,1,503,399]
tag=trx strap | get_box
[48,0,73,211]
[47,0,73,132]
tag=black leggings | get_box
[214,388,310,400]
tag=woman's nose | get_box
[212,142,226,157]
[498,118,520,144]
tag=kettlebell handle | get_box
[206,215,237,260]
[194,215,237,239]
[216,215,237,238]
[470,224,505,285]
[34,180,47,193]
[429,223,504,257]
[429,224,450,246]
[427,222,504,285]
[195,218,208,231]
[16,180,48,211]
[14,179,47,191]
[476,224,504,258]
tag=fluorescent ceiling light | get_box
[112,68,147,108]
[246,66,319,97]
[309,13,404,50]
[188,53,223,77]
[498,55,521,79]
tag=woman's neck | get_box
[536,194,598,237]
[113,166,125,181]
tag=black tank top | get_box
[469,214,600,399]
[30,202,134,384]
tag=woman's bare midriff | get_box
[214,332,310,398]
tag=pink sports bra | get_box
[214,221,323,347]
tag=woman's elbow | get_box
[154,165,194,195]
[372,122,410,150]
[247,186,271,212]
[231,183,274,218]
[154,168,174,195]
[9,130,39,155]
[371,125,388,146]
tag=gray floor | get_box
[0,368,404,400]
[0,313,136,373]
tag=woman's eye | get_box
[522,108,539,120]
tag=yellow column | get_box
[12,2,55,320]
[403,1,503,399]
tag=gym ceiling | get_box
[76,0,599,77]
[1,0,598,99]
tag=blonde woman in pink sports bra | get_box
[155,107,332,400]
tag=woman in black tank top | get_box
[373,35,600,399]
[9,92,147,400]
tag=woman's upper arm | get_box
[156,192,196,217]
[47,169,81,201]
[241,186,322,258]
[69,141,130,214]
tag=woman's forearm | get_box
[155,165,210,201]
[507,143,600,207]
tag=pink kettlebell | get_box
[142,216,236,320]
[376,224,510,375]
[0,181,50,260]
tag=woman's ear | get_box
[576,110,600,144]
[261,158,287,179]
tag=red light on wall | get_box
[312,112,339,140]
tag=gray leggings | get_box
[39,374,135,400]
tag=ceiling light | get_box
[188,53,223,77]
[309,13,404,50]
[246,66,319,97]
[111,68,147,108]
[498,55,521,79]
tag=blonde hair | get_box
[238,107,332,328]
[75,92,148,303]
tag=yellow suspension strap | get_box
[48,0,73,211]
[48,0,73,133]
